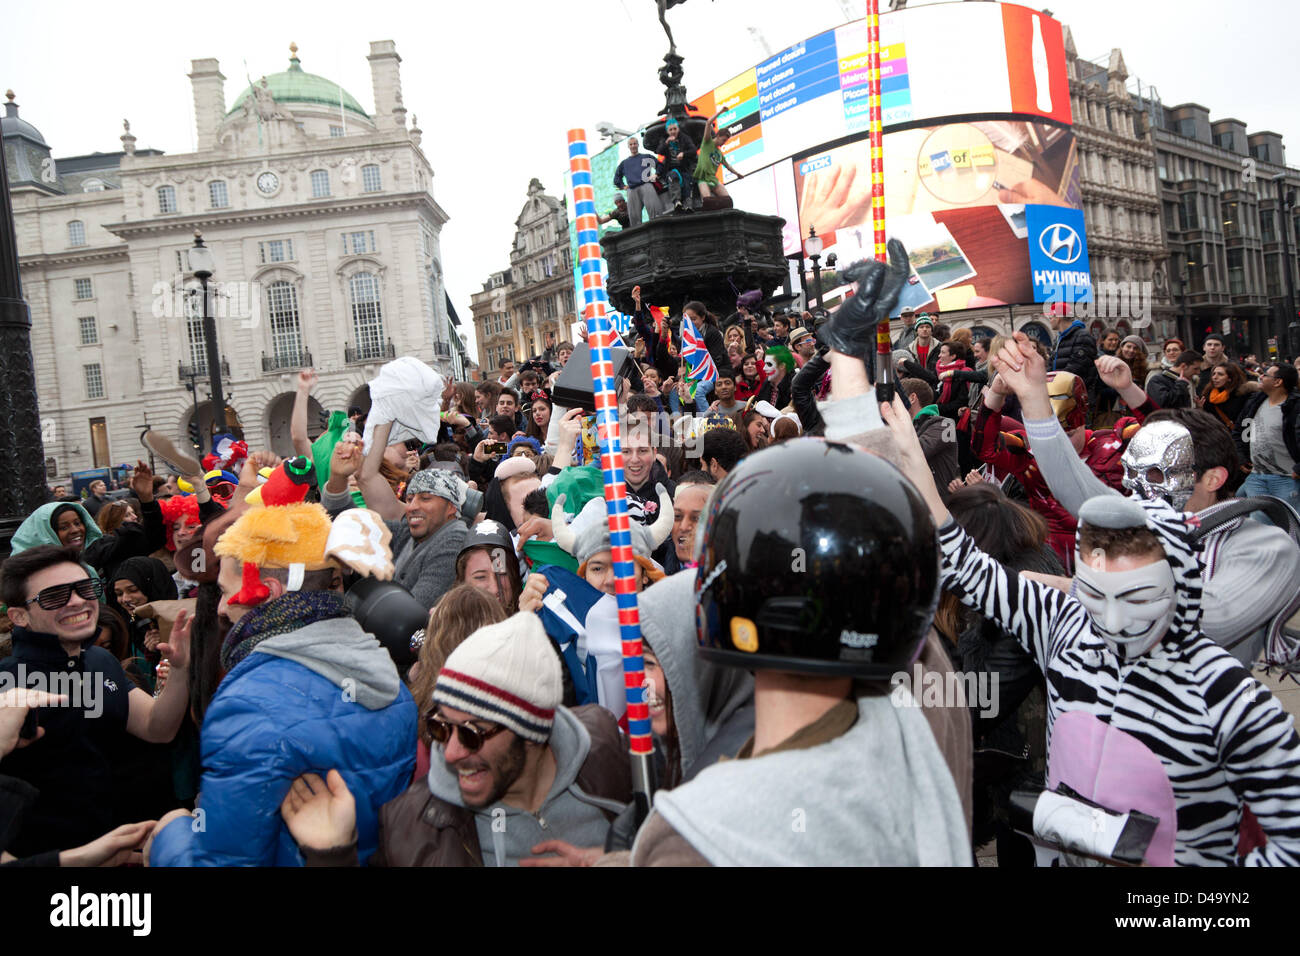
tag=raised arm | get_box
[880,394,1077,670]
[126,609,191,744]
[357,421,404,521]
[993,332,1114,516]
[289,370,317,459]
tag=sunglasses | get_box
[426,713,508,753]
[26,577,102,610]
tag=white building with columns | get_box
[3,41,465,482]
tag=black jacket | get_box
[1051,322,1099,398]
[83,499,166,589]
[1233,391,1300,474]
[0,631,136,857]
[791,352,829,435]
[1146,368,1193,410]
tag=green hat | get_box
[310,410,354,488]
[914,314,934,329]
[546,465,604,518]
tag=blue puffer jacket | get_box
[149,616,416,866]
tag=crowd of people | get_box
[2,237,1299,868]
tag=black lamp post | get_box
[1273,174,1299,355]
[805,227,824,310]
[187,231,227,451]
[0,126,49,552]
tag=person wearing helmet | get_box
[882,391,1300,867]
[629,439,972,866]
[454,519,523,614]
[974,349,1158,571]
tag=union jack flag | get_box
[679,314,717,392]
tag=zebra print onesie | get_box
[938,496,1300,865]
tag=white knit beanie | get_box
[432,612,561,743]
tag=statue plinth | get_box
[601,209,789,316]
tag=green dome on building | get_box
[228,43,369,120]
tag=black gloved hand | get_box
[817,238,910,362]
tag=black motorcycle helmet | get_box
[695,437,939,679]
[344,577,429,668]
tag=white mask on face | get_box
[764,355,777,376]
[1073,558,1177,661]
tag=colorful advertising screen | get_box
[572,1,1090,316]
[693,2,1071,178]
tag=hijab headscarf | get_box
[113,556,179,603]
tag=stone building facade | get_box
[1135,98,1300,357]
[471,179,576,377]
[3,41,462,481]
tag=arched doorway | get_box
[1019,321,1053,349]
[180,402,244,456]
[265,392,324,458]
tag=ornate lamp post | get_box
[805,227,824,310]
[0,131,50,552]
[187,231,227,451]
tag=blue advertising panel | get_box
[1025,203,1092,304]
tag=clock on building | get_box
[256,171,280,195]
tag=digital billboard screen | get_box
[571,1,1091,319]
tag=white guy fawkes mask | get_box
[764,355,777,376]
[1074,558,1177,661]
[1121,421,1197,512]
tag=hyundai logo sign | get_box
[1039,223,1082,265]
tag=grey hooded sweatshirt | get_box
[252,617,402,710]
[638,570,754,782]
[424,705,628,866]
[635,692,971,866]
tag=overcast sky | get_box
[4,0,1297,360]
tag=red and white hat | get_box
[432,612,561,743]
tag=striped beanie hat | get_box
[432,612,562,743]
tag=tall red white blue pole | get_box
[567,128,655,821]
[867,0,893,392]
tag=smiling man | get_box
[0,545,190,857]
[372,612,630,866]
[623,415,675,524]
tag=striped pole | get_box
[567,128,655,821]
[867,0,893,391]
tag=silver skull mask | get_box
[1121,420,1197,511]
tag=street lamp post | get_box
[187,231,227,452]
[0,121,49,552]
[1273,174,1298,354]
[805,227,824,311]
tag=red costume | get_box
[972,372,1155,572]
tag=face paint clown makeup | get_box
[1120,421,1197,512]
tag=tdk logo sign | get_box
[1025,205,1093,304]
[1039,223,1082,265]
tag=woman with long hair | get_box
[96,500,139,536]
[1118,335,1149,386]
[739,408,770,452]
[407,585,508,777]
[525,389,552,444]
[1198,361,1249,429]
[683,300,728,374]
[937,482,1063,866]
